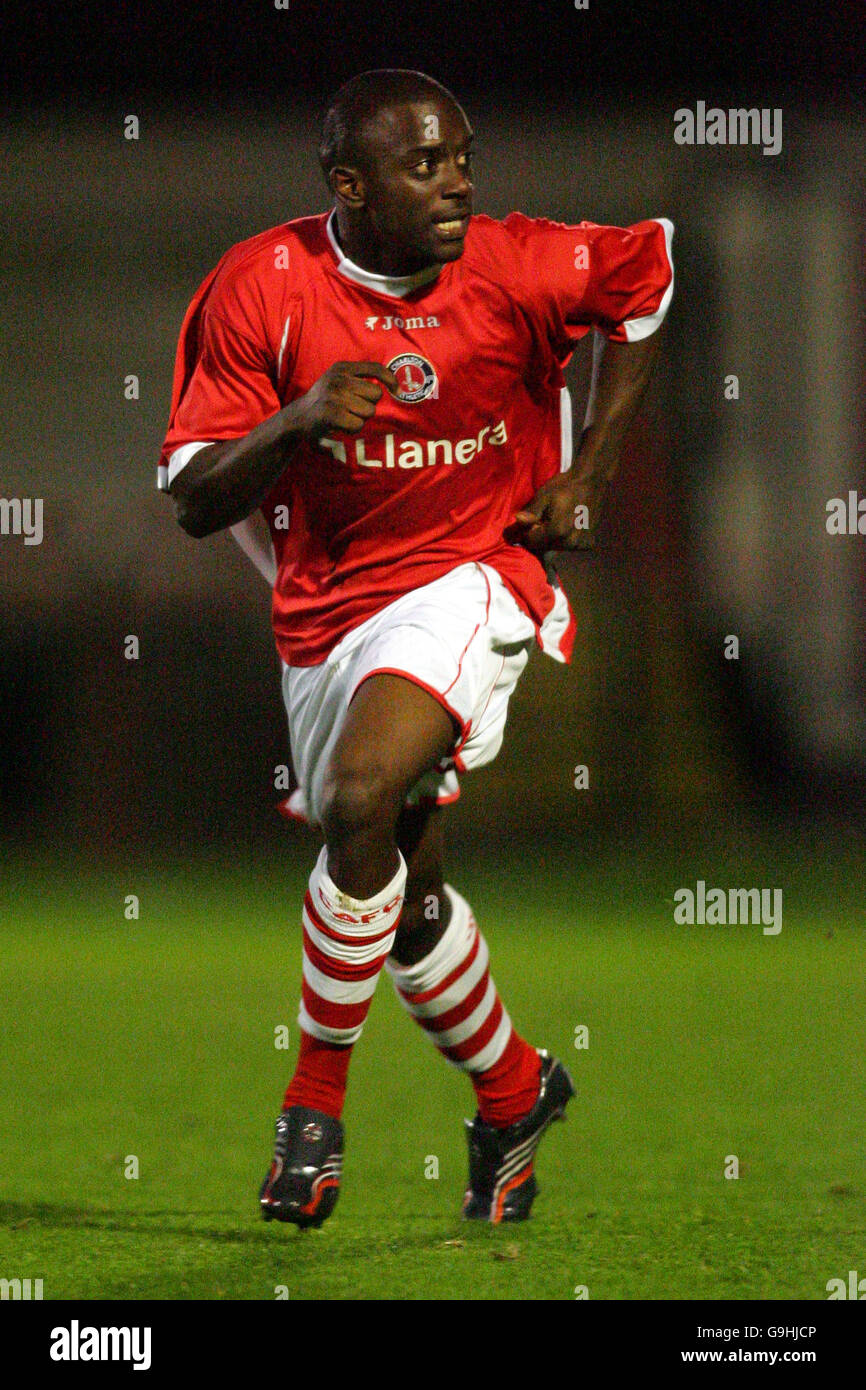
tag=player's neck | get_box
[332,209,438,282]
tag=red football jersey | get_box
[159,210,674,665]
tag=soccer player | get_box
[158,70,673,1227]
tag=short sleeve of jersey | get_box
[159,267,283,488]
[504,212,674,349]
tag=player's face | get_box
[354,99,474,273]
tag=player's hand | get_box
[286,362,400,438]
[506,472,608,554]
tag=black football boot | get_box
[462,1049,574,1223]
[259,1106,344,1229]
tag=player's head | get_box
[319,69,474,274]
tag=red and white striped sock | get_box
[385,885,542,1128]
[282,845,406,1120]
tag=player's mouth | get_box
[432,214,469,240]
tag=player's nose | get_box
[440,156,472,199]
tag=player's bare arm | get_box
[170,360,397,538]
[511,328,664,554]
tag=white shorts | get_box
[280,562,538,828]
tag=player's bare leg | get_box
[320,673,457,898]
[260,675,455,1226]
[393,803,452,963]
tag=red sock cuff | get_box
[282,1031,352,1119]
[473,1032,542,1128]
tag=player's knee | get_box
[319,764,396,845]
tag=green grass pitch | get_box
[1,836,864,1301]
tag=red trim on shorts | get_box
[413,788,462,809]
[494,566,576,665]
[559,604,577,662]
[442,565,491,697]
[279,787,460,825]
[452,652,505,764]
[350,668,468,746]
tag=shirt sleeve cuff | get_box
[157,440,215,491]
[617,217,675,343]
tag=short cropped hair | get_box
[319,69,461,177]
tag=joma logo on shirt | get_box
[319,419,508,470]
[365,315,440,330]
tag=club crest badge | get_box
[387,353,438,403]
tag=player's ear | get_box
[330,164,366,209]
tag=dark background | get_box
[1,0,865,861]
[4,1,865,104]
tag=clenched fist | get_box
[506,472,609,554]
[286,361,399,438]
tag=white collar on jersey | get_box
[326,209,441,299]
